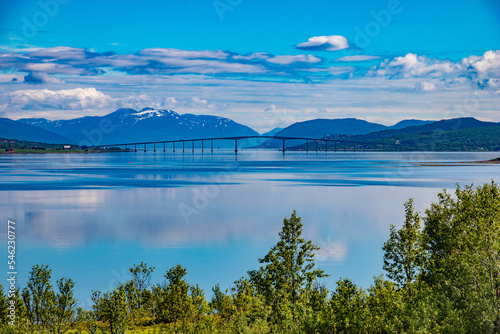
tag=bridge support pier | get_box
[282,139,285,154]
[234,139,238,154]
[202,140,204,153]
[144,143,146,152]
[134,144,137,152]
[315,141,318,152]
[306,140,308,153]
[163,142,165,152]
[173,142,175,153]
[182,141,185,153]
[154,143,156,152]
[211,139,213,153]
[192,141,194,154]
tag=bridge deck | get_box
[93,135,395,153]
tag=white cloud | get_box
[416,81,438,91]
[296,35,349,51]
[137,48,229,60]
[371,53,462,78]
[267,54,321,65]
[29,46,88,60]
[116,95,178,110]
[2,87,114,110]
[192,97,208,105]
[336,55,381,62]
[369,50,500,91]
[265,104,277,112]
[315,241,347,261]
[232,52,270,60]
[461,50,500,78]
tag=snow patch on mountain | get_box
[130,108,177,125]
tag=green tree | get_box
[248,210,328,328]
[5,287,30,332]
[22,264,55,332]
[366,276,405,333]
[330,278,368,333]
[154,264,192,331]
[92,285,128,334]
[189,284,208,329]
[423,181,500,333]
[382,199,426,297]
[128,262,155,316]
[0,284,7,326]
[52,277,77,334]
[210,284,235,323]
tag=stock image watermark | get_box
[213,0,243,21]
[178,167,235,224]
[352,0,404,48]
[6,219,17,327]
[8,0,71,47]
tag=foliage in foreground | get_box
[1,181,500,333]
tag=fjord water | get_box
[1,150,500,308]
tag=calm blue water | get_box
[1,150,499,308]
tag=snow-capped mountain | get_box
[19,108,259,146]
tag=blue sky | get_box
[0,0,499,131]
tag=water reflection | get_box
[1,151,499,308]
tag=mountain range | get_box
[289,117,500,152]
[0,117,74,144]
[18,108,259,146]
[2,107,498,151]
[256,118,434,148]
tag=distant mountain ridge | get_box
[19,108,259,146]
[360,117,499,140]
[388,119,435,130]
[3,108,498,151]
[288,117,500,152]
[257,118,392,148]
[0,118,74,144]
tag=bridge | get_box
[94,135,394,154]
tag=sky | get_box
[0,0,499,132]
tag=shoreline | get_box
[416,158,500,166]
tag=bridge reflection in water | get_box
[94,135,393,154]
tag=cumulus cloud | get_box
[296,35,349,51]
[461,50,500,79]
[2,87,114,110]
[24,72,65,85]
[371,53,462,78]
[369,51,500,92]
[336,55,381,62]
